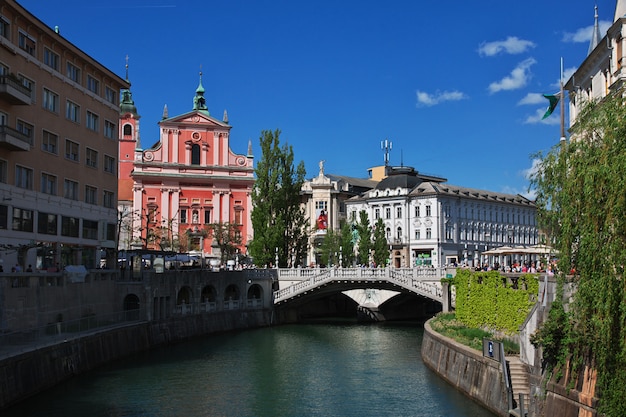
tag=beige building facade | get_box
[0,0,128,270]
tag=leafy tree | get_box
[319,227,340,267]
[206,222,242,264]
[530,91,626,416]
[372,218,389,267]
[339,222,355,267]
[249,129,308,267]
[355,210,372,265]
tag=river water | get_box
[4,321,496,417]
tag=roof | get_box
[410,182,535,206]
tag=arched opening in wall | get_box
[201,285,217,303]
[123,293,140,321]
[224,284,240,301]
[247,283,263,300]
[177,286,193,305]
[123,124,132,137]
[191,143,200,165]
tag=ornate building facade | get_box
[345,166,537,268]
[118,74,254,262]
[565,2,626,129]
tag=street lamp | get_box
[275,247,279,269]
[339,246,343,268]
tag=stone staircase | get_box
[507,356,530,416]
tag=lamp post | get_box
[275,247,279,269]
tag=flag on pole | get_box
[542,93,560,119]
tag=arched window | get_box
[123,124,132,136]
[191,144,200,165]
[396,227,402,240]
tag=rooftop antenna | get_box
[381,139,392,167]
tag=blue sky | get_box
[19,0,615,197]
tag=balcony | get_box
[0,125,31,151]
[0,74,32,105]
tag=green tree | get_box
[530,91,626,416]
[356,210,372,265]
[372,218,389,267]
[339,222,354,267]
[319,227,340,267]
[249,129,308,267]
[206,222,242,264]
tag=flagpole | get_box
[560,57,566,143]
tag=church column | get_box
[213,133,220,166]
[201,142,209,165]
[160,187,170,227]
[172,129,180,163]
[222,191,231,222]
[132,186,143,245]
[162,128,169,163]
[213,190,221,223]
[221,133,229,166]
[171,189,180,235]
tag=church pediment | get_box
[160,111,229,128]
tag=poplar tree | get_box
[530,91,626,416]
[372,218,389,267]
[249,129,308,267]
[356,210,372,265]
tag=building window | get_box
[42,130,58,154]
[16,119,33,145]
[123,124,132,136]
[191,144,200,165]
[315,201,327,211]
[0,110,6,125]
[65,139,79,162]
[18,75,34,102]
[445,226,453,240]
[43,88,58,112]
[66,100,80,123]
[82,219,98,240]
[385,207,391,219]
[180,209,187,224]
[18,30,35,56]
[234,209,243,225]
[41,173,57,195]
[426,227,432,239]
[103,190,115,208]
[0,16,9,39]
[86,148,98,168]
[106,223,116,241]
[87,75,100,95]
[12,207,33,232]
[43,47,59,71]
[375,208,380,219]
[104,120,116,139]
[105,86,116,104]
[85,185,97,204]
[0,159,6,183]
[396,206,402,218]
[396,227,402,240]
[64,179,79,200]
[37,212,57,235]
[86,111,98,132]
[66,62,81,83]
[104,155,115,174]
[61,216,79,237]
[415,229,421,240]
[426,205,432,217]
[204,209,211,224]
[0,204,6,229]
[15,165,33,189]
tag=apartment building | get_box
[0,0,128,270]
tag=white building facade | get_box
[346,167,537,268]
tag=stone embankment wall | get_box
[421,320,509,417]
[0,309,271,410]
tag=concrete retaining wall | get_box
[421,319,509,417]
[0,309,272,410]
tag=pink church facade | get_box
[118,74,254,260]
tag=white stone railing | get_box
[274,267,450,304]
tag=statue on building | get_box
[319,160,325,177]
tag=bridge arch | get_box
[201,285,217,302]
[224,284,240,301]
[247,283,263,300]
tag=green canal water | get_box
[4,321,497,417]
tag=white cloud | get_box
[416,90,467,107]
[523,107,561,125]
[488,58,536,93]
[478,36,536,56]
[518,93,545,105]
[562,20,612,43]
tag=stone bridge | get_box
[273,267,454,311]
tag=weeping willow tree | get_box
[530,91,626,416]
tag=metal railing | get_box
[0,309,145,360]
